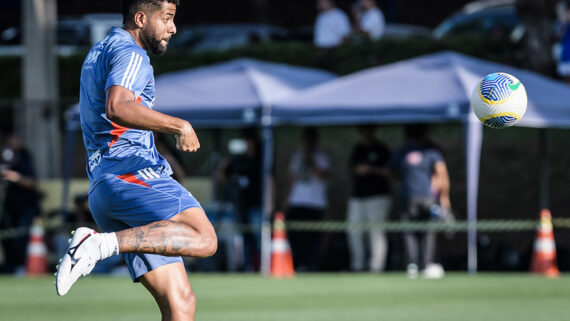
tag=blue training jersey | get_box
[79,27,172,187]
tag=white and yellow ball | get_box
[471,72,527,129]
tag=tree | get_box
[515,0,558,76]
[250,0,270,23]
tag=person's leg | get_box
[418,201,436,270]
[139,262,196,321]
[55,173,217,296]
[403,232,419,266]
[116,207,217,258]
[286,207,304,270]
[402,201,419,276]
[347,198,365,272]
[305,208,324,271]
[56,206,217,296]
[13,207,38,267]
[422,231,436,269]
[368,196,390,272]
[246,207,262,271]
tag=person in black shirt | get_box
[347,124,391,272]
[217,128,262,271]
[0,132,40,273]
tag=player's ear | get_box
[133,11,147,28]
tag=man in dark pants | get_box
[347,125,391,272]
[389,124,451,278]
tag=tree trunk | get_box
[22,0,61,178]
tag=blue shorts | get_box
[88,167,202,281]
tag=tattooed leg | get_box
[116,208,217,258]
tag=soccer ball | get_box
[471,72,527,129]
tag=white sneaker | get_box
[56,227,100,296]
[422,263,445,279]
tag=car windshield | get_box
[434,7,518,38]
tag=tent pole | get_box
[466,115,483,274]
[260,113,274,275]
[538,129,549,210]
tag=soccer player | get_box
[55,1,217,320]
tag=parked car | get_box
[384,23,432,38]
[0,13,122,56]
[433,0,563,65]
[432,0,520,40]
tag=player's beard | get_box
[142,29,169,55]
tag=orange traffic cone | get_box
[26,219,48,276]
[530,209,559,278]
[270,212,295,278]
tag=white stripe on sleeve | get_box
[143,168,159,179]
[120,52,136,87]
[124,54,141,90]
[148,168,160,179]
[127,55,143,91]
[137,170,150,180]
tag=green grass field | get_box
[1,273,568,321]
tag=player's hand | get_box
[175,123,200,152]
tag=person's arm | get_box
[363,146,392,177]
[214,158,230,184]
[307,151,329,180]
[309,160,329,180]
[2,169,36,189]
[105,85,199,152]
[281,172,297,213]
[354,164,390,177]
[434,161,451,210]
[282,152,301,212]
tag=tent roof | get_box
[271,51,570,128]
[153,58,336,127]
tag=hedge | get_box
[0,34,522,100]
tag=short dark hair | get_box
[121,0,179,25]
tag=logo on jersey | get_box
[137,167,161,181]
[88,150,102,171]
[85,51,101,65]
[406,151,423,166]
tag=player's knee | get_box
[200,230,217,257]
[174,286,196,318]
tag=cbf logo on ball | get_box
[471,72,527,129]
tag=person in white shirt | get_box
[314,0,352,48]
[284,127,330,271]
[353,0,385,40]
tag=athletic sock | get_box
[97,232,120,259]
